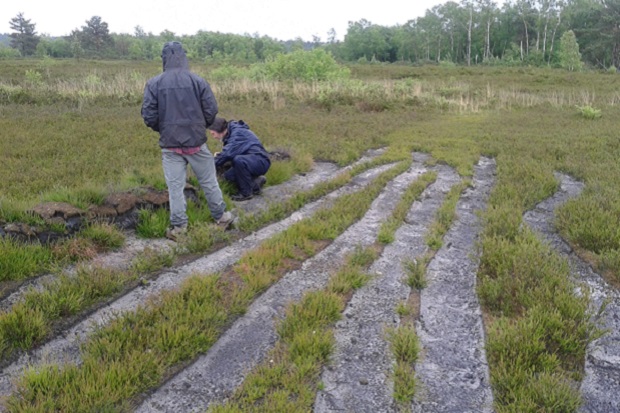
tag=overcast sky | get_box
[3,0,460,42]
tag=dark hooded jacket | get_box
[141,42,218,148]
[215,120,270,168]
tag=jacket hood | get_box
[161,42,189,71]
[224,120,250,144]
[229,120,250,131]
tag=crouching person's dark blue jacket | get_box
[215,121,270,167]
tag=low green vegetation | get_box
[478,230,594,412]
[0,155,404,367]
[0,223,126,282]
[1,59,617,411]
[476,113,600,410]
[576,105,602,120]
[0,246,176,362]
[0,239,53,282]
[388,325,420,404]
[403,257,429,290]
[425,180,470,249]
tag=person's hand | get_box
[214,152,220,157]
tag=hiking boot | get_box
[253,175,267,194]
[216,211,234,229]
[165,225,187,241]
[231,193,253,201]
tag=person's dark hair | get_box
[208,117,228,133]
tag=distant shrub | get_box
[209,64,250,81]
[257,49,350,82]
[25,69,43,87]
[576,105,601,120]
[0,46,20,59]
[439,59,457,68]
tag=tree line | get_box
[3,0,620,70]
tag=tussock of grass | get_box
[0,200,45,226]
[0,239,52,282]
[136,208,169,238]
[576,105,601,120]
[42,185,108,209]
[80,223,125,250]
[387,326,420,404]
[50,237,100,263]
[403,257,429,290]
[179,222,231,254]
[425,179,470,250]
[129,247,176,275]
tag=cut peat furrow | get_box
[314,163,460,413]
[135,156,428,413]
[0,162,398,402]
[523,173,620,413]
[412,157,496,413]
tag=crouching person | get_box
[208,117,271,201]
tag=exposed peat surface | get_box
[2,149,619,412]
[0,151,394,403]
[523,173,620,413]
[136,153,431,413]
[315,162,462,413]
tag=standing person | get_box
[141,41,233,240]
[208,117,271,201]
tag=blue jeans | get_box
[162,145,226,227]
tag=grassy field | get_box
[1,59,619,411]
